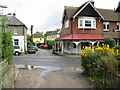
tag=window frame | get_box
[14,26,18,34]
[103,22,110,31]
[65,20,69,28]
[14,39,19,45]
[78,17,96,29]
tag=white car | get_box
[14,46,23,55]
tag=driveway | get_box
[13,49,93,88]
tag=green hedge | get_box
[1,15,14,64]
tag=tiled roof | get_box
[56,34,105,40]
[65,6,78,19]
[97,8,119,21]
[64,3,120,21]
[33,34,44,38]
[7,15,27,29]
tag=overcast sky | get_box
[0,0,120,34]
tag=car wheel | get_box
[15,52,19,56]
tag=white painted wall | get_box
[12,36,25,52]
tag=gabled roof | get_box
[62,1,120,21]
[115,2,120,12]
[56,34,105,40]
[72,1,104,19]
[7,15,28,29]
[62,6,78,23]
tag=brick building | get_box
[55,0,120,54]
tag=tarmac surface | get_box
[13,49,93,88]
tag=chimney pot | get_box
[13,13,16,16]
[88,0,94,6]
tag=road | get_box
[13,49,93,88]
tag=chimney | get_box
[7,13,12,16]
[88,0,94,6]
[13,13,16,16]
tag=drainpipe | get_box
[71,18,73,39]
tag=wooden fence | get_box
[91,65,120,88]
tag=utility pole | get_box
[30,25,33,42]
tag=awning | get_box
[56,34,106,40]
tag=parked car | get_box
[27,46,36,54]
[43,45,48,49]
[38,44,44,48]
[14,46,23,56]
[35,46,38,51]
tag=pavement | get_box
[14,49,93,88]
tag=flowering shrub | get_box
[80,42,120,88]
[80,42,119,74]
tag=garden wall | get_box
[2,64,18,88]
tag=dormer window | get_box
[65,20,69,28]
[78,17,96,29]
[103,22,109,31]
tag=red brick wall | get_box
[61,16,120,38]
[71,17,103,34]
[61,13,71,36]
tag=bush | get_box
[1,15,14,64]
[2,31,14,64]
[105,36,116,48]
[47,41,54,49]
[97,53,118,72]
[81,52,100,75]
[80,42,119,88]
[81,43,119,74]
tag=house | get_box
[7,14,27,53]
[55,0,120,54]
[46,29,61,41]
[32,33,44,44]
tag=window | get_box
[79,20,83,27]
[117,22,120,30]
[85,20,91,27]
[14,39,19,45]
[14,27,18,34]
[103,22,109,31]
[65,20,69,28]
[78,17,96,29]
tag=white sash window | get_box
[78,17,96,29]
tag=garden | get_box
[80,39,120,88]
